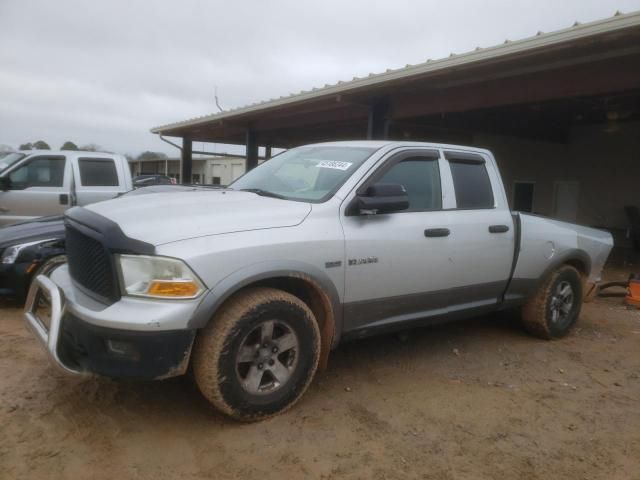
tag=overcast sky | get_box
[1,0,639,156]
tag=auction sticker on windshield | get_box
[315,160,353,171]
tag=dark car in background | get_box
[0,184,217,302]
[133,174,176,187]
[0,215,65,300]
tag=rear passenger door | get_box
[73,157,122,206]
[443,151,515,311]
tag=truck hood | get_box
[85,190,312,245]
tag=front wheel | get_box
[521,265,583,339]
[192,287,320,421]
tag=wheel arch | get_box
[21,248,66,299]
[189,262,342,371]
[537,249,591,287]
[504,248,592,306]
[562,255,589,278]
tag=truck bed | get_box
[504,212,614,304]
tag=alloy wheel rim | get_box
[550,280,574,326]
[235,320,299,395]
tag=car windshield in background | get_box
[0,153,26,173]
[229,146,377,202]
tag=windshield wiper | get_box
[239,188,286,199]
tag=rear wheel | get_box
[193,287,320,421]
[521,265,583,339]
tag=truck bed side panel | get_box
[504,213,613,304]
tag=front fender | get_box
[188,260,343,345]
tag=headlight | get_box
[117,254,205,299]
[1,238,57,264]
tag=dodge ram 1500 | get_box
[24,141,613,421]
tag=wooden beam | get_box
[367,98,390,139]
[246,129,258,170]
[390,56,640,119]
[252,103,368,131]
[181,134,192,184]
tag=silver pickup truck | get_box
[24,141,613,421]
[0,150,132,226]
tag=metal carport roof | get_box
[151,10,640,147]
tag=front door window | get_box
[8,156,66,190]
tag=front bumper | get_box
[24,270,197,380]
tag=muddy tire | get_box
[521,265,583,339]
[192,287,321,421]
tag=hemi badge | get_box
[325,261,342,268]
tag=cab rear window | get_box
[78,158,118,186]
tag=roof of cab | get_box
[302,140,493,155]
[18,150,119,156]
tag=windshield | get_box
[230,145,377,202]
[0,153,26,173]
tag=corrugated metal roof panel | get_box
[151,10,640,134]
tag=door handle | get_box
[489,224,510,233]
[59,194,69,205]
[0,206,8,213]
[424,228,450,237]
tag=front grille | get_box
[66,225,119,303]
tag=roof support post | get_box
[265,144,272,160]
[367,97,390,140]
[246,128,259,171]
[181,134,192,185]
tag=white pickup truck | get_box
[24,141,613,421]
[0,151,132,226]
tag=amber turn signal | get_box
[26,262,40,274]
[147,280,200,298]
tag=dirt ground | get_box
[1,269,639,480]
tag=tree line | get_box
[18,140,98,151]
[16,141,168,161]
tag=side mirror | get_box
[356,183,409,214]
[0,176,9,191]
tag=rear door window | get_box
[78,158,119,186]
[447,153,494,209]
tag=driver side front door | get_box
[0,155,69,226]
[340,149,454,336]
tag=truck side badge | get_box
[348,256,379,266]
[325,261,342,268]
